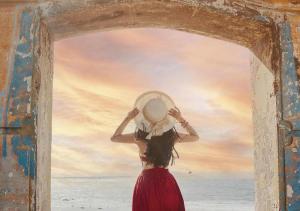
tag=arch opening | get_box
[0,1,285,210]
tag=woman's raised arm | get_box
[110,107,139,143]
[168,107,199,143]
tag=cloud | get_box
[52,28,254,176]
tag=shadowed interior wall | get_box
[250,55,280,211]
[35,21,53,211]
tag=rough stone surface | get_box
[250,55,280,211]
[0,135,32,210]
[35,20,53,211]
[38,0,277,72]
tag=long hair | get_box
[134,124,182,168]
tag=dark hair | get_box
[134,125,182,168]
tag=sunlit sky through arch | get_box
[52,28,254,177]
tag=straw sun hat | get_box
[133,90,177,140]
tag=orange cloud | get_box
[52,28,254,177]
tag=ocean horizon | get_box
[51,172,254,211]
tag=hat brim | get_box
[133,90,176,133]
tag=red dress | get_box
[132,155,185,211]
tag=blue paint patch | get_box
[285,147,300,205]
[8,119,22,127]
[0,10,36,127]
[4,9,35,128]
[0,91,5,125]
[280,22,300,129]
[1,9,38,180]
[0,91,5,97]
[14,53,33,68]
[279,21,300,211]
[11,135,35,178]
[23,117,32,125]
[254,15,270,23]
[287,198,300,211]
[285,149,293,166]
[2,136,7,158]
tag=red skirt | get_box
[132,167,185,211]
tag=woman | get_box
[111,91,199,211]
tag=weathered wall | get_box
[250,55,280,211]
[0,6,41,210]
[289,16,300,66]
[35,20,53,211]
[279,15,300,210]
[38,0,277,73]
[1,0,300,211]
[0,7,16,126]
[0,6,33,210]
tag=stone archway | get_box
[1,1,299,210]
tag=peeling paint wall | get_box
[0,6,17,127]
[288,16,300,72]
[1,0,300,211]
[0,135,33,210]
[278,20,300,211]
[39,0,276,72]
[0,6,38,210]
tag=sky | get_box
[52,28,254,177]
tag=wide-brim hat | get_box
[133,90,176,140]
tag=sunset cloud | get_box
[52,28,254,177]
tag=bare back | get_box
[135,138,178,170]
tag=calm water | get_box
[51,173,254,211]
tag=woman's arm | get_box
[110,107,139,143]
[168,107,199,143]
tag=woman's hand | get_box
[127,107,140,120]
[168,106,184,121]
[168,106,199,142]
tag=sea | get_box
[51,173,254,211]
